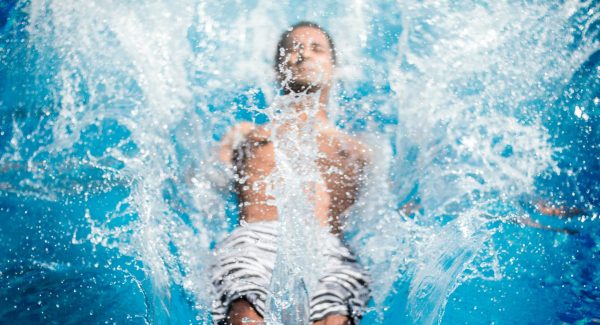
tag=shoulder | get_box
[245,126,272,144]
[232,126,275,172]
[235,126,273,159]
[218,121,256,165]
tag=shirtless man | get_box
[211,22,370,325]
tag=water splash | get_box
[1,0,598,324]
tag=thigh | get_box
[211,222,278,323]
[309,235,370,324]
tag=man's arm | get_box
[186,122,254,189]
[535,200,582,217]
[218,122,255,165]
[231,127,279,223]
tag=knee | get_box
[312,314,351,325]
[227,298,264,325]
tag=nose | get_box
[296,47,313,63]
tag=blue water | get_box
[1,1,599,324]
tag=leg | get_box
[309,233,370,325]
[228,299,349,325]
[211,223,279,324]
[227,298,264,325]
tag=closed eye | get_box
[312,44,324,52]
[292,41,304,51]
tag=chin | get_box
[293,72,332,90]
[285,78,322,94]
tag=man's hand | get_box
[535,200,582,217]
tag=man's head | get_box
[274,22,336,94]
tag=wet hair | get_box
[274,21,337,74]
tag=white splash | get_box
[6,0,597,324]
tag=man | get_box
[211,22,370,325]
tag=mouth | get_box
[296,60,318,70]
[293,62,322,78]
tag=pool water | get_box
[1,1,599,324]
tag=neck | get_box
[286,85,330,125]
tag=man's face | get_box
[279,26,335,92]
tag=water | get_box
[1,0,598,324]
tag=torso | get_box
[232,124,368,234]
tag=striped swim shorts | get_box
[210,221,370,324]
